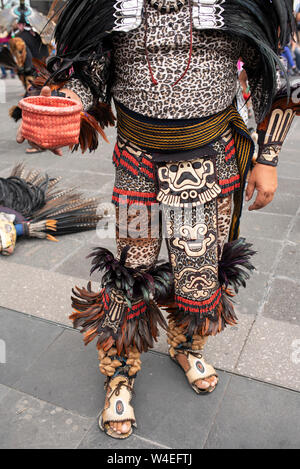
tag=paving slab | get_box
[258,192,299,216]
[54,235,117,280]
[44,150,115,175]
[204,375,300,449]
[240,210,292,240]
[68,172,115,193]
[4,236,84,271]
[276,161,300,179]
[235,271,269,313]
[276,245,300,281]
[277,177,300,196]
[13,322,231,449]
[236,316,300,391]
[1,306,300,449]
[0,388,93,449]
[199,312,256,373]
[262,277,300,325]
[243,238,282,275]
[0,163,15,178]
[128,352,231,449]
[78,423,170,450]
[0,160,12,172]
[280,148,300,163]
[0,307,63,387]
[15,329,104,418]
[288,217,300,244]
[154,311,255,372]
[0,384,11,403]
[0,262,84,325]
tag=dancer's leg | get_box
[156,155,255,394]
[71,139,171,438]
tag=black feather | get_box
[9,106,22,122]
[223,0,295,120]
[47,0,114,100]
[219,238,256,293]
[0,165,101,236]
[87,247,174,304]
[0,47,16,69]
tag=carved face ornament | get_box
[159,160,213,191]
[157,159,221,206]
[174,264,218,299]
[171,222,216,257]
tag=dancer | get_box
[17,0,298,439]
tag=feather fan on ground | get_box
[0,163,102,252]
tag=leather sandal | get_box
[170,349,219,394]
[99,375,136,439]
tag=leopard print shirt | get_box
[112,4,253,119]
[66,3,262,121]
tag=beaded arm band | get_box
[256,83,300,167]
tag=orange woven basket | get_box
[19,96,82,149]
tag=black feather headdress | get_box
[47,0,115,100]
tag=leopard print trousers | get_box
[114,138,234,303]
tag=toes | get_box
[116,422,123,434]
[195,379,210,390]
[110,421,117,432]
[195,376,218,391]
[121,422,131,434]
[210,376,218,387]
[208,377,215,386]
[109,421,131,435]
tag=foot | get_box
[175,352,218,392]
[105,393,132,436]
[100,375,136,439]
[109,420,131,435]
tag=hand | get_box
[16,86,82,156]
[245,164,278,211]
[16,86,64,156]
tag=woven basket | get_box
[19,96,82,149]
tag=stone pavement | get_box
[1,306,300,449]
[0,78,300,449]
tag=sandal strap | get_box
[101,375,136,425]
[184,351,217,385]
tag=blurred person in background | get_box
[281,43,300,75]
[0,29,15,79]
[13,13,49,153]
[291,5,300,71]
[14,13,49,61]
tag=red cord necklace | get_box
[144,0,193,87]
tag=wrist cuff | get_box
[257,145,280,167]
